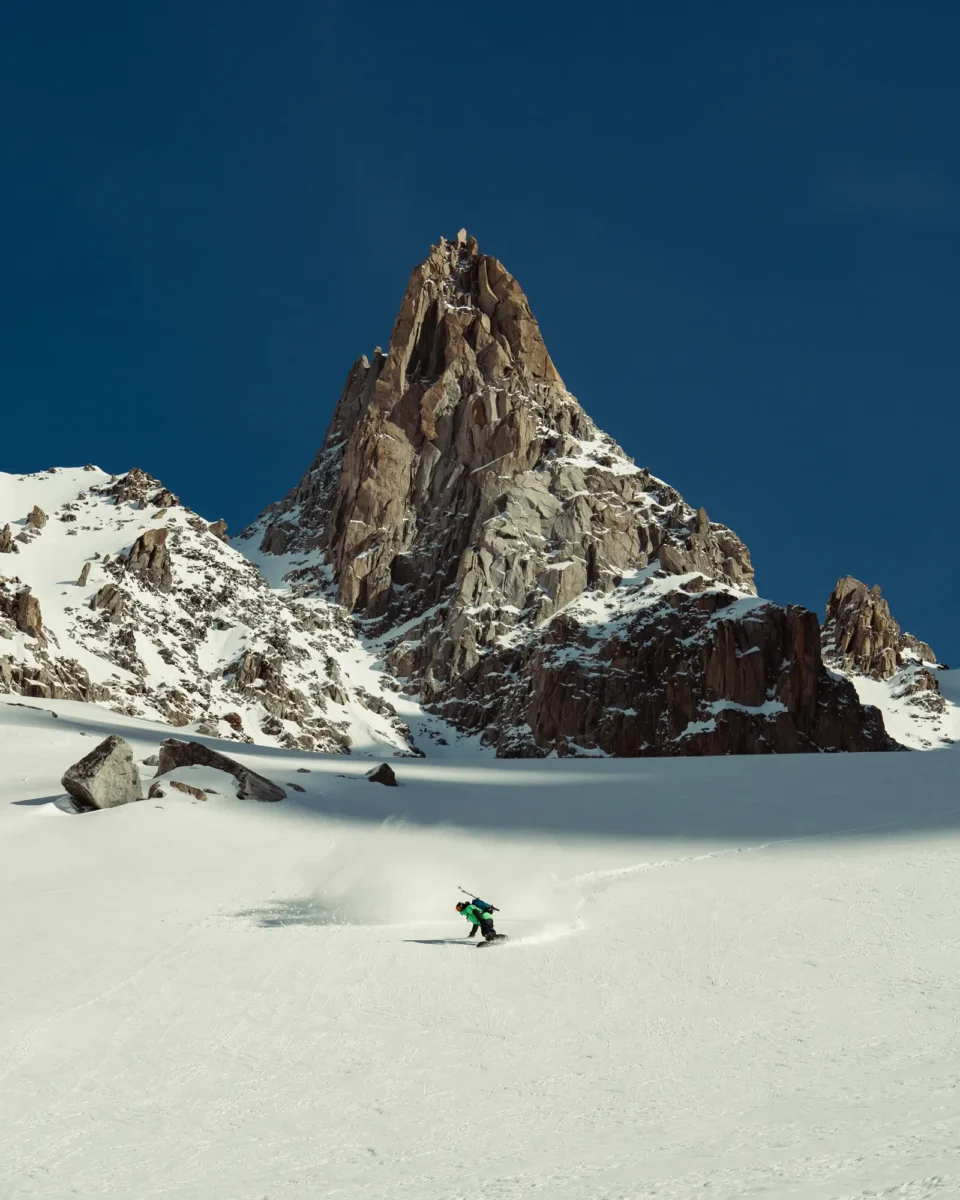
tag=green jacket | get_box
[460,904,491,926]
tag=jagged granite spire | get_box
[238,234,893,757]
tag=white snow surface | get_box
[5,695,960,1199]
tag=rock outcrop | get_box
[89,582,126,621]
[157,738,285,802]
[1,467,420,756]
[0,583,43,638]
[26,506,47,531]
[822,577,949,749]
[61,735,143,810]
[239,233,892,757]
[0,524,19,554]
[823,577,935,680]
[125,528,173,592]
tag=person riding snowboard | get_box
[456,898,502,942]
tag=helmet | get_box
[455,901,467,911]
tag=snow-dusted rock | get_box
[236,233,895,758]
[125,527,173,593]
[0,466,427,755]
[61,735,143,810]
[156,738,285,802]
[822,577,954,749]
[4,236,953,759]
[0,585,43,639]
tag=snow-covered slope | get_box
[841,659,960,749]
[5,695,960,1199]
[0,467,468,757]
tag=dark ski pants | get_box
[479,919,497,941]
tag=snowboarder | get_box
[456,899,503,942]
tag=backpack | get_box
[471,897,494,914]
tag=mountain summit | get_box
[237,234,898,757]
[1,236,953,756]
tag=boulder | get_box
[77,562,91,587]
[142,754,160,766]
[61,735,143,810]
[26,505,47,531]
[367,762,398,787]
[208,519,229,542]
[0,524,18,554]
[156,738,285,802]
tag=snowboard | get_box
[477,935,508,949]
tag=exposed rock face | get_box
[89,582,126,621]
[26,506,47,531]
[126,528,173,592]
[822,577,935,680]
[0,584,43,638]
[208,519,229,542]
[61,735,143,810]
[16,591,43,638]
[822,576,949,748]
[157,738,285,802]
[464,591,888,757]
[0,525,19,554]
[0,654,107,702]
[1,468,419,755]
[106,467,178,509]
[239,234,891,757]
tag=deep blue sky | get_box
[3,3,957,659]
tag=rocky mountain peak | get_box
[820,576,951,750]
[823,576,936,681]
[235,235,901,757]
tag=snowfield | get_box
[3,698,960,1199]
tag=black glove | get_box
[467,925,478,937]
